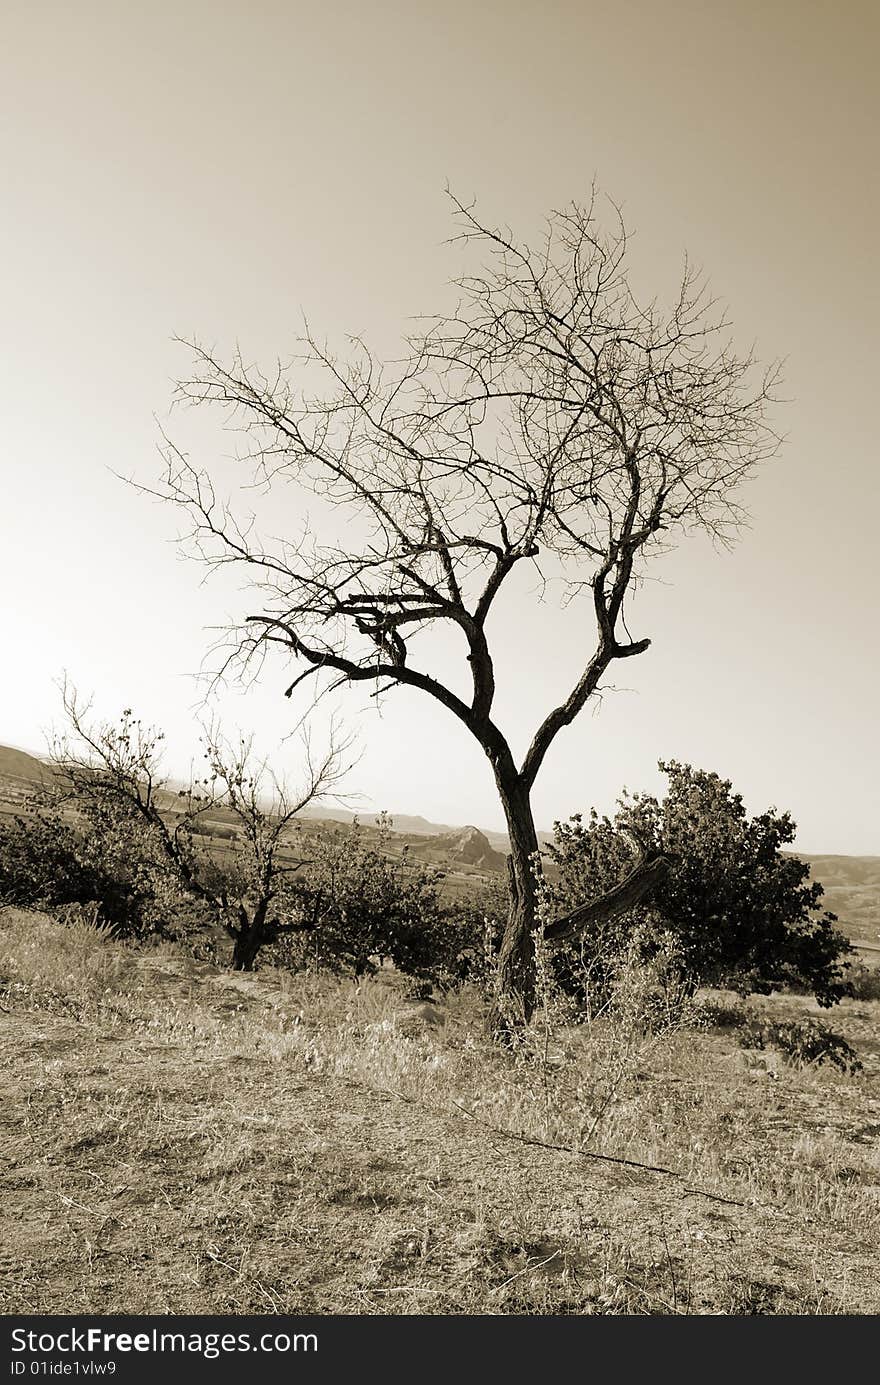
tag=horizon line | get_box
[2,738,876,861]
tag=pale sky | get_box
[1,0,877,852]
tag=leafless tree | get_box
[147,190,782,1026]
[50,680,354,968]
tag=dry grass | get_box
[1,906,879,1315]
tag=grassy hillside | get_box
[802,856,880,953]
[2,906,879,1314]
[0,746,51,818]
[0,745,52,781]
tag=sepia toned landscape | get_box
[2,0,878,1329]
[2,742,879,1314]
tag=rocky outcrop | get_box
[432,825,505,872]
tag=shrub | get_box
[273,816,493,987]
[433,879,508,989]
[737,1017,862,1073]
[0,809,95,911]
[694,996,748,1030]
[0,805,177,939]
[47,690,354,970]
[542,762,854,1011]
[847,963,880,1002]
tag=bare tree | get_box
[148,191,782,1025]
[51,681,353,968]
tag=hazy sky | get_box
[2,1,877,852]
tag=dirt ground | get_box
[2,942,879,1315]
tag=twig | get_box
[370,1081,747,1207]
[679,1186,746,1208]
[447,1098,677,1176]
[492,1249,561,1294]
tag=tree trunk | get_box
[230,899,269,971]
[487,772,671,1041]
[490,773,542,1036]
[231,925,263,970]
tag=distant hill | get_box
[404,825,506,873]
[297,803,551,852]
[0,745,51,783]
[801,855,880,952]
[0,742,520,846]
[0,745,53,815]
[298,803,463,837]
[798,855,880,890]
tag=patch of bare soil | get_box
[1,970,878,1315]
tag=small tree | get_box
[149,190,782,1027]
[48,682,352,968]
[0,806,159,934]
[543,762,854,1008]
[283,814,451,981]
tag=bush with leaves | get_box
[847,963,880,1002]
[435,877,509,989]
[0,803,179,939]
[275,815,483,986]
[0,809,90,912]
[737,1017,862,1073]
[542,761,854,1011]
[1,811,74,908]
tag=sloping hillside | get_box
[2,906,879,1315]
[0,745,53,818]
[404,825,506,873]
[0,745,51,781]
[804,855,880,951]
